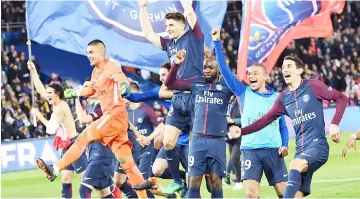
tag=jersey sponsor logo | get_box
[138,129,148,135]
[247,112,277,126]
[302,94,310,103]
[292,109,316,125]
[88,0,188,43]
[195,91,224,105]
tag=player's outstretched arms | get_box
[241,95,285,136]
[164,50,194,90]
[138,0,162,48]
[212,29,246,96]
[180,0,197,29]
[308,80,348,143]
[27,61,47,99]
[342,132,359,157]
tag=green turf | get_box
[2,133,360,198]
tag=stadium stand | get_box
[1,1,359,141]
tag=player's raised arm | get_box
[180,0,197,29]
[27,62,47,99]
[212,29,246,96]
[138,0,162,48]
[241,94,285,136]
[164,50,194,90]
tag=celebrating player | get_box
[165,50,233,198]
[232,55,348,198]
[36,40,149,198]
[138,0,203,193]
[28,62,89,199]
[212,29,289,198]
[75,78,121,198]
[126,63,189,196]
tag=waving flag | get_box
[237,0,345,79]
[26,1,227,73]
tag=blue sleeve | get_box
[126,86,161,102]
[214,40,246,97]
[279,115,289,147]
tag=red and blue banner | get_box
[237,0,345,79]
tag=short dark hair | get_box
[48,83,64,99]
[160,62,171,71]
[250,63,267,74]
[88,39,105,47]
[284,55,304,69]
[165,12,186,24]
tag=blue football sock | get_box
[166,148,181,184]
[211,190,223,198]
[119,182,138,198]
[188,188,201,198]
[62,183,72,198]
[283,169,302,199]
[79,184,92,198]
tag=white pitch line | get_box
[223,178,360,189]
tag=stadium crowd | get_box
[1,1,360,142]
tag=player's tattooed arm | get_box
[212,29,246,96]
[180,0,197,30]
[27,61,47,99]
[138,0,162,48]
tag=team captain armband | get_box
[46,119,61,135]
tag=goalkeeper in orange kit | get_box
[36,39,151,198]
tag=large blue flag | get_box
[26,0,227,73]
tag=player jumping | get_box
[212,29,289,198]
[138,0,203,193]
[75,78,121,198]
[233,55,348,198]
[165,50,233,198]
[125,63,189,197]
[28,62,89,199]
[36,40,149,198]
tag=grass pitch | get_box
[2,132,360,198]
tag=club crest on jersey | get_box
[137,118,143,124]
[302,94,310,103]
[87,0,193,43]
[216,84,223,91]
[328,87,333,91]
